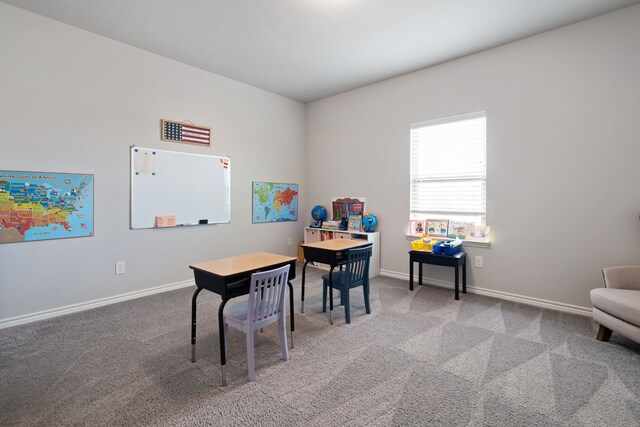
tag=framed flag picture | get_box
[161,119,211,146]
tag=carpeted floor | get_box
[1,264,639,426]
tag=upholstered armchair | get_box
[590,266,640,343]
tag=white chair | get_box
[591,266,640,344]
[223,264,290,382]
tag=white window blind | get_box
[410,112,486,222]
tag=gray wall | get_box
[2,3,640,324]
[0,4,306,322]
[305,5,640,310]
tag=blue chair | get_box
[322,245,372,324]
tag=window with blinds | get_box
[410,112,486,225]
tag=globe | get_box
[311,205,327,221]
[362,213,378,232]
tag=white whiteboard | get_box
[130,147,230,229]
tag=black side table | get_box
[409,250,467,300]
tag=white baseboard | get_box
[379,269,592,317]
[2,270,592,330]
[0,279,195,330]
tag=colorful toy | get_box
[339,213,348,230]
[362,212,378,232]
[310,205,327,228]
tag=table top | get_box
[409,250,465,259]
[301,239,371,251]
[189,252,296,277]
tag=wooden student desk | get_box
[189,252,296,386]
[300,239,372,324]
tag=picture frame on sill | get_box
[448,221,470,239]
[427,219,448,237]
[410,220,425,235]
[467,225,491,242]
[427,219,449,237]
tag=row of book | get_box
[320,230,333,241]
[332,198,365,220]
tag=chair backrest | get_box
[248,264,290,325]
[602,266,640,291]
[344,245,372,287]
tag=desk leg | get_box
[218,298,230,386]
[463,259,467,294]
[301,260,309,313]
[419,262,423,286]
[288,281,295,349]
[191,287,203,363]
[328,265,336,325]
[455,264,460,300]
[409,258,414,291]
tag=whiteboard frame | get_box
[130,146,230,229]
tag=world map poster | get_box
[252,182,298,223]
[0,171,94,243]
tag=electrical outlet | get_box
[115,261,126,275]
[287,237,293,246]
[474,256,483,268]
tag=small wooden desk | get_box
[189,252,296,386]
[409,250,467,300]
[300,239,372,324]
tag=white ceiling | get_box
[3,0,639,102]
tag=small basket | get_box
[433,240,461,255]
[411,239,433,251]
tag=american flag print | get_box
[161,120,211,146]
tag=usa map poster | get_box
[252,182,298,223]
[0,171,94,243]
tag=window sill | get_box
[405,234,491,249]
